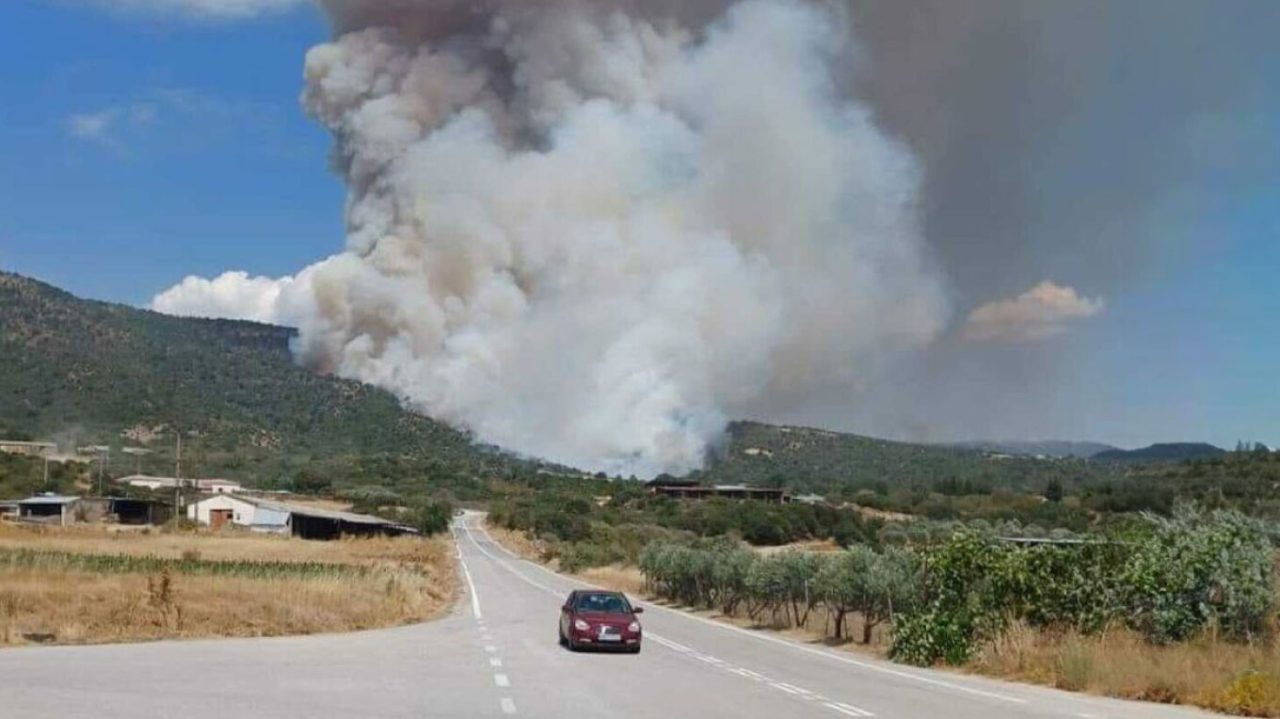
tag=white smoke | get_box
[155,0,948,476]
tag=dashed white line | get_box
[484,645,497,654]
[824,702,874,717]
[489,657,503,668]
[500,697,517,715]
[494,673,510,688]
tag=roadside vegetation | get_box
[0,522,456,647]
[491,507,1280,716]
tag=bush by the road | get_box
[890,508,1275,666]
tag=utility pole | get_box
[173,432,182,526]
[42,451,49,488]
[97,447,108,497]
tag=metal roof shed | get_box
[17,495,82,526]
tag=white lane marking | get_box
[825,701,874,717]
[771,682,810,696]
[648,635,693,653]
[457,551,483,620]
[472,520,1024,706]
[490,657,503,668]
[494,673,510,688]
[485,645,497,654]
[500,697,517,715]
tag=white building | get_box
[186,495,415,540]
[186,495,288,533]
[118,475,243,493]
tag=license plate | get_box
[598,627,621,642]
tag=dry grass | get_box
[576,564,647,596]
[483,524,547,563]
[0,522,457,648]
[973,625,1280,716]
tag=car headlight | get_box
[628,621,641,633]
[573,619,590,631]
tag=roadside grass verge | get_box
[973,625,1280,717]
[0,523,456,647]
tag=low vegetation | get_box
[0,523,456,647]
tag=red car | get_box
[558,590,643,653]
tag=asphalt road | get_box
[0,512,1217,719]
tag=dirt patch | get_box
[754,539,842,555]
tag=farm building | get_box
[117,475,242,493]
[0,440,56,457]
[187,495,415,540]
[16,495,82,526]
[106,497,172,525]
[646,479,791,504]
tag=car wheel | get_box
[558,628,567,648]
[631,645,641,655]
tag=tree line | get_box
[638,509,1275,666]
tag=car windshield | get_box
[575,593,631,614]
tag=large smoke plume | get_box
[251,0,946,475]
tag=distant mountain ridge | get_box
[946,440,1118,459]
[1093,443,1226,462]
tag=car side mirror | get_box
[562,604,571,612]
[633,606,644,614]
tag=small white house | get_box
[186,495,287,533]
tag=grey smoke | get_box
[153,0,1277,461]
[290,0,945,475]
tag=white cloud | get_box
[150,270,298,324]
[65,90,272,153]
[962,281,1104,342]
[67,110,119,140]
[66,101,164,151]
[79,0,306,20]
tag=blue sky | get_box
[0,0,337,303]
[0,0,1276,450]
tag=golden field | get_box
[0,522,456,647]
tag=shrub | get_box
[1121,508,1273,643]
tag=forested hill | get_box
[694,420,1119,498]
[0,272,542,495]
